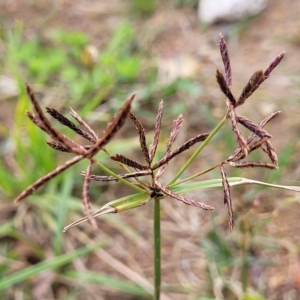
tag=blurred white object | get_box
[198,0,268,24]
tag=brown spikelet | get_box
[82,162,97,229]
[236,115,272,139]
[229,161,278,170]
[166,115,184,153]
[86,94,135,158]
[219,33,232,88]
[229,109,249,156]
[46,107,96,143]
[70,108,98,143]
[229,137,269,162]
[263,141,278,165]
[128,112,151,165]
[264,52,285,78]
[150,100,164,162]
[47,141,92,153]
[14,155,84,203]
[156,115,183,178]
[228,111,280,161]
[220,164,234,232]
[26,84,86,155]
[216,69,236,106]
[152,133,209,170]
[154,180,215,210]
[110,154,149,170]
[236,70,264,106]
[26,111,49,134]
[81,170,152,182]
[260,110,281,125]
[47,141,71,152]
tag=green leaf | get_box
[0,241,105,291]
[65,271,149,297]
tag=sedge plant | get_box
[12,34,300,299]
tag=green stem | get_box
[169,115,227,185]
[153,198,161,300]
[93,160,145,193]
[169,163,221,188]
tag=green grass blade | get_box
[65,270,150,297]
[0,241,105,291]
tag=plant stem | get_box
[93,160,145,193]
[169,115,227,185]
[153,198,161,300]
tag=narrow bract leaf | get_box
[63,193,148,232]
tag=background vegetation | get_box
[0,0,300,299]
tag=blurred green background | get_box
[0,0,300,299]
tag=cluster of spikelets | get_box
[14,34,284,232]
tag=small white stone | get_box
[198,0,268,24]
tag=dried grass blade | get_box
[216,69,236,106]
[26,84,86,155]
[81,170,152,182]
[86,94,135,158]
[149,100,164,162]
[153,133,209,170]
[264,52,285,77]
[219,33,232,88]
[110,154,149,170]
[82,162,98,229]
[46,107,95,143]
[236,115,272,139]
[14,155,84,203]
[219,164,234,232]
[70,108,98,143]
[229,161,278,170]
[236,70,264,106]
[128,112,150,165]
[154,180,215,210]
[156,115,183,178]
